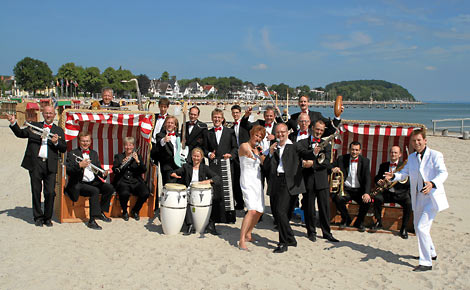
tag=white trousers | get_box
[414,193,438,267]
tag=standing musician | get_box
[385,129,448,272]
[287,95,341,137]
[113,137,150,221]
[170,147,221,235]
[184,106,208,160]
[371,146,411,239]
[231,104,250,210]
[332,141,372,232]
[152,97,170,142]
[263,123,316,253]
[7,106,67,227]
[203,108,238,234]
[298,120,339,242]
[65,132,114,230]
[151,115,181,186]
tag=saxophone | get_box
[370,160,408,198]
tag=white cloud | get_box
[425,66,437,71]
[252,63,268,70]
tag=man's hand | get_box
[5,113,16,125]
[377,179,385,186]
[332,167,341,173]
[200,179,211,184]
[223,153,232,160]
[362,193,372,203]
[170,173,181,179]
[421,181,433,195]
[269,142,278,155]
[244,107,253,117]
[163,133,171,143]
[51,134,59,143]
[79,159,91,168]
[209,150,216,160]
[314,146,321,155]
[103,170,109,177]
[303,160,314,168]
[384,172,394,181]
[266,134,275,141]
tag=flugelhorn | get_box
[316,130,339,164]
[24,121,61,140]
[329,171,346,197]
[72,153,106,175]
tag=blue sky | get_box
[1,0,469,101]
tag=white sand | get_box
[0,107,469,289]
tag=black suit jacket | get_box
[333,154,371,194]
[374,161,410,199]
[288,129,313,143]
[233,121,250,146]
[151,131,181,171]
[65,148,108,202]
[184,120,208,153]
[99,100,120,107]
[203,127,237,160]
[288,110,340,137]
[112,152,147,187]
[172,163,221,188]
[10,121,66,173]
[263,142,315,196]
[298,136,332,190]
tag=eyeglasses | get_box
[298,120,309,123]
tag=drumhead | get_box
[191,182,212,189]
[164,183,187,191]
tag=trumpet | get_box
[24,121,61,141]
[316,130,339,164]
[329,171,346,197]
[72,153,106,175]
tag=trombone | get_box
[329,171,346,197]
[72,153,106,175]
[24,121,61,140]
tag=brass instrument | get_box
[316,130,340,164]
[91,100,101,110]
[370,160,408,198]
[329,171,346,196]
[115,147,140,173]
[24,121,61,140]
[73,153,106,175]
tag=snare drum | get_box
[161,183,187,235]
[189,182,213,234]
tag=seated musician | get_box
[65,132,115,230]
[90,87,120,109]
[371,146,411,239]
[113,137,150,221]
[151,115,181,185]
[203,108,238,234]
[170,147,221,235]
[332,141,372,232]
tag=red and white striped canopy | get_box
[335,122,425,188]
[63,110,154,171]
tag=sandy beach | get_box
[0,105,469,290]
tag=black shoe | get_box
[287,241,297,247]
[43,219,53,227]
[235,204,244,210]
[371,221,383,232]
[355,223,366,232]
[34,219,44,227]
[273,244,288,253]
[339,218,351,229]
[307,235,317,242]
[184,224,194,236]
[414,256,437,261]
[87,219,102,230]
[131,211,140,221]
[97,213,111,223]
[323,234,340,243]
[122,212,129,221]
[413,265,432,272]
[205,222,219,235]
[400,228,408,239]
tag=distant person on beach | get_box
[371,146,411,239]
[91,87,120,109]
[385,129,448,272]
[231,104,249,210]
[331,141,372,232]
[7,106,67,227]
[287,95,341,137]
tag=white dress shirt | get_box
[344,158,360,188]
[276,139,293,173]
[81,151,95,182]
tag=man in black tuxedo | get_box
[298,120,339,242]
[203,108,238,233]
[65,132,114,230]
[263,123,316,253]
[152,97,170,143]
[371,146,411,239]
[7,106,67,227]
[90,87,120,109]
[184,106,208,158]
[287,95,341,137]
[230,105,249,210]
[332,141,372,232]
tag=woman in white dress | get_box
[238,125,266,250]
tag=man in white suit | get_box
[385,128,448,272]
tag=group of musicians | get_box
[7,89,448,271]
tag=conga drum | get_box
[189,182,213,234]
[161,183,187,235]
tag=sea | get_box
[282,103,470,133]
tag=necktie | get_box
[168,132,176,136]
[158,115,165,119]
[214,127,222,132]
[189,121,196,126]
[312,137,321,143]
[265,123,272,128]
[43,124,52,129]
[300,131,307,136]
[351,158,358,163]
[233,121,238,125]
[390,162,397,167]
[82,149,90,154]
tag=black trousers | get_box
[272,174,297,245]
[76,180,114,217]
[232,157,244,209]
[333,187,370,225]
[29,158,56,221]
[304,187,331,237]
[116,181,150,213]
[373,190,411,230]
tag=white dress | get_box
[239,152,264,213]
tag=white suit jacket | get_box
[393,147,449,212]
